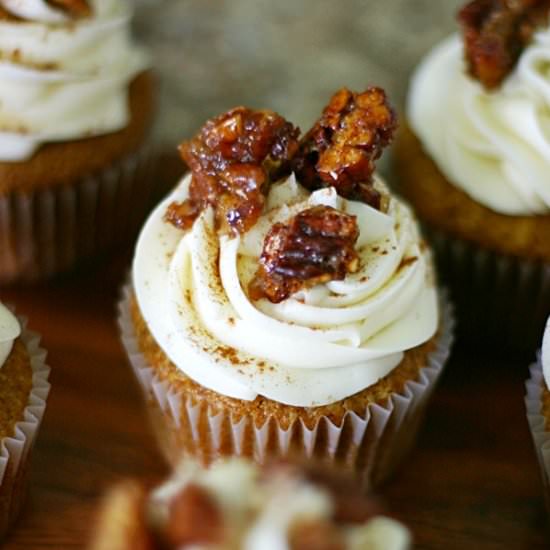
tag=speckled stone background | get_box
[134,0,462,171]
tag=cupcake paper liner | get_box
[0,315,51,538]
[119,284,454,489]
[427,227,550,352]
[0,144,156,285]
[525,358,550,514]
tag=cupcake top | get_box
[0,302,20,367]
[408,0,550,216]
[91,457,411,550]
[0,0,150,162]
[133,88,438,407]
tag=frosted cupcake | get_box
[0,0,155,284]
[90,457,411,550]
[0,302,50,538]
[120,88,454,488]
[394,0,550,349]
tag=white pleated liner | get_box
[119,284,454,489]
[427,227,550,350]
[525,358,550,511]
[0,318,50,486]
[0,144,156,285]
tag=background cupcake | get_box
[89,457,411,550]
[120,88,453,489]
[394,0,550,351]
[0,0,155,284]
[0,301,50,538]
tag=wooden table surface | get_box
[1,253,549,549]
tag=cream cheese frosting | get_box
[408,32,550,216]
[133,172,438,407]
[0,0,149,162]
[0,302,20,368]
[151,458,411,550]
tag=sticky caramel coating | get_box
[293,87,397,210]
[249,205,359,303]
[166,107,300,235]
[458,0,550,90]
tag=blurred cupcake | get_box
[89,457,411,550]
[0,0,155,284]
[0,301,50,537]
[394,0,550,350]
[526,318,550,512]
[120,88,454,489]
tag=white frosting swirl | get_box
[133,173,438,407]
[0,302,20,368]
[0,0,149,161]
[409,32,550,216]
[153,458,411,550]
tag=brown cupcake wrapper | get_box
[525,359,550,514]
[119,284,454,489]
[0,314,51,538]
[0,143,156,285]
[426,227,550,352]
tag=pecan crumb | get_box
[249,205,359,303]
[165,107,300,235]
[292,87,397,210]
[163,484,224,547]
[458,0,550,90]
[289,520,346,550]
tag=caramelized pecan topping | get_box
[249,205,359,303]
[165,107,300,235]
[289,520,346,550]
[292,87,397,210]
[458,0,550,89]
[162,484,224,548]
[46,0,92,17]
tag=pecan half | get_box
[46,0,92,17]
[292,87,397,210]
[458,0,550,89]
[162,484,224,548]
[249,205,359,303]
[166,107,300,235]
[289,520,346,550]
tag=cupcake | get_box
[0,0,155,284]
[120,88,454,489]
[0,301,50,537]
[394,0,550,350]
[89,457,411,550]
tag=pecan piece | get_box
[162,484,224,547]
[289,520,346,550]
[46,0,91,17]
[458,0,550,89]
[166,107,300,235]
[249,205,359,303]
[292,87,397,210]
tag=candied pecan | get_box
[162,484,224,547]
[166,107,300,235]
[458,0,550,89]
[46,0,92,17]
[249,205,359,303]
[289,520,346,550]
[292,88,397,210]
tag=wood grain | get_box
[0,255,548,548]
